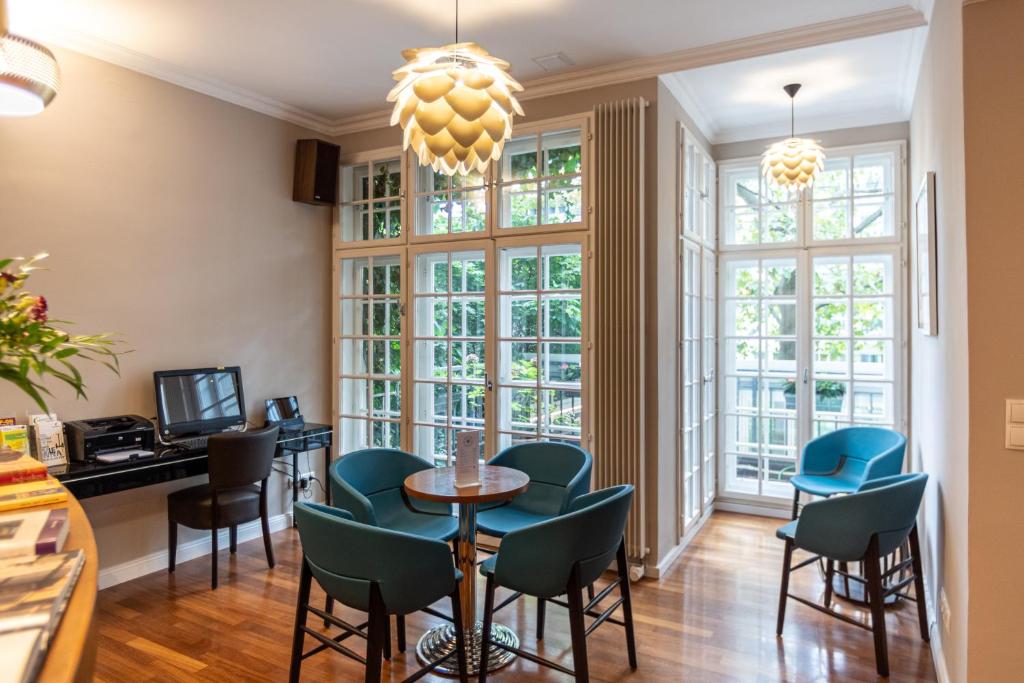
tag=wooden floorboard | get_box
[94,512,937,681]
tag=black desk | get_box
[53,424,333,516]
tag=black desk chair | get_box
[167,426,279,589]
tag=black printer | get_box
[64,415,156,461]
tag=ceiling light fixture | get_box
[761,83,823,194]
[387,0,524,176]
[0,0,60,116]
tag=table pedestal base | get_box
[416,621,518,675]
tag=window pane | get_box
[813,200,850,240]
[541,129,582,175]
[762,203,798,243]
[853,196,893,238]
[502,135,538,180]
[451,189,486,233]
[541,177,582,224]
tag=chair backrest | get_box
[294,502,457,615]
[794,473,928,562]
[488,441,593,515]
[494,484,633,598]
[207,426,279,491]
[802,427,906,483]
[329,448,441,525]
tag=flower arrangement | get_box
[0,253,122,411]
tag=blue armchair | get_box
[329,448,458,541]
[476,441,592,538]
[789,427,906,518]
[775,473,929,677]
[478,485,637,681]
[290,502,469,683]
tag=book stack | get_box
[0,550,85,683]
[0,444,77,682]
[0,451,67,513]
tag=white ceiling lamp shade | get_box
[387,1,524,176]
[0,0,60,116]
[761,83,823,193]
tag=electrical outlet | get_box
[939,588,951,635]
[288,471,315,491]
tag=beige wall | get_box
[908,0,970,679]
[0,48,333,574]
[712,121,910,161]
[963,0,1024,678]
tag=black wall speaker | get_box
[293,139,340,206]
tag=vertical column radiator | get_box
[592,97,647,566]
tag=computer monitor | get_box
[154,367,246,438]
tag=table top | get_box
[37,488,98,683]
[404,465,529,504]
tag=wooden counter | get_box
[35,490,98,683]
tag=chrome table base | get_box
[416,621,518,675]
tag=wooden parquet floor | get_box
[93,512,937,682]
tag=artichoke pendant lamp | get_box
[761,84,823,193]
[0,0,60,116]
[387,0,524,176]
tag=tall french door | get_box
[719,245,903,500]
[679,127,717,534]
[717,141,906,505]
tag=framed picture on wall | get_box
[914,171,938,335]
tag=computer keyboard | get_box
[172,435,209,451]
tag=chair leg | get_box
[365,585,387,683]
[791,488,800,519]
[383,615,392,661]
[211,495,220,590]
[324,596,334,628]
[289,560,313,683]
[909,524,930,642]
[567,567,590,683]
[865,538,890,678]
[229,525,238,554]
[587,583,595,601]
[167,521,177,573]
[616,539,638,670]
[776,538,794,636]
[396,614,406,653]
[823,559,835,608]
[451,588,469,683]
[536,598,546,640]
[260,481,276,568]
[479,575,496,683]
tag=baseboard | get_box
[929,621,950,683]
[713,499,792,519]
[644,506,714,579]
[97,512,293,590]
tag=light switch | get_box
[1006,399,1024,450]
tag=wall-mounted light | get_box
[0,0,60,116]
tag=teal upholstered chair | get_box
[476,441,592,538]
[789,427,906,518]
[776,473,929,678]
[330,448,458,540]
[290,502,469,683]
[478,485,637,682]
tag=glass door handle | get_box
[802,368,809,384]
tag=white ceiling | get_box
[8,0,926,135]
[665,28,927,144]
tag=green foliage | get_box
[0,254,125,412]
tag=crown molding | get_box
[33,27,338,135]
[29,5,926,140]
[329,5,927,136]
[659,73,718,144]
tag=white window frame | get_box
[332,115,594,461]
[716,140,908,506]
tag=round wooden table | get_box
[404,465,529,675]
